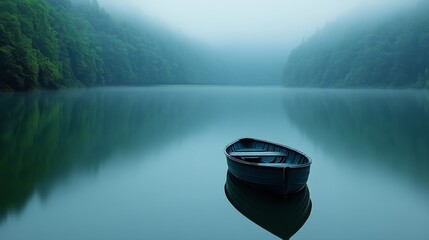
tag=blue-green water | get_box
[1,87,428,239]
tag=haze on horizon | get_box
[96,0,414,48]
[90,0,419,85]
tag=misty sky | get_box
[98,0,412,48]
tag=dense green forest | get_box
[0,0,212,91]
[283,1,429,88]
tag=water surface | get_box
[1,87,428,239]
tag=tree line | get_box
[283,1,429,88]
[0,0,212,91]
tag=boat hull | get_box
[225,138,311,198]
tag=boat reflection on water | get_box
[224,171,312,240]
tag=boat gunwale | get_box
[224,138,312,169]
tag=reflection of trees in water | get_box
[0,87,221,222]
[283,90,429,190]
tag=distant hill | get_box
[0,0,211,91]
[283,1,429,88]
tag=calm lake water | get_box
[1,87,428,239]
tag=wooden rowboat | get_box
[224,138,311,198]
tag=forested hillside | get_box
[0,0,211,91]
[283,1,429,88]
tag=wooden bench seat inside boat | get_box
[229,151,288,157]
[234,148,265,152]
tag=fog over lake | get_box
[85,0,421,86]
[97,0,416,47]
[1,0,428,239]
